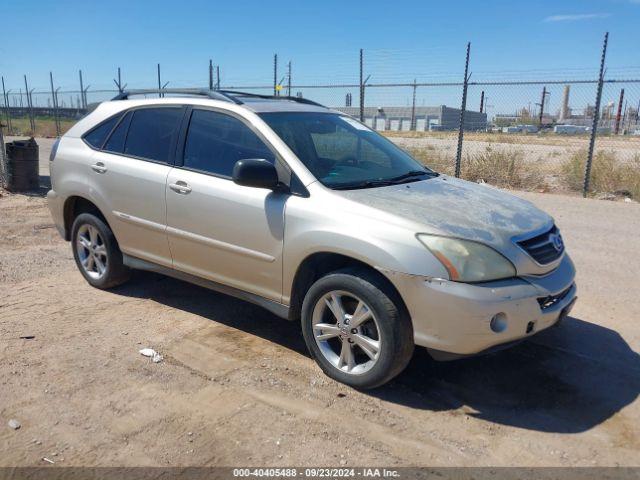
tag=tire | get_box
[301,267,414,389]
[71,213,130,289]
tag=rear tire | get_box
[301,268,414,389]
[71,213,130,289]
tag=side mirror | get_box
[232,159,280,190]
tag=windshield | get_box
[259,112,437,189]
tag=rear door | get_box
[165,107,286,302]
[89,106,185,267]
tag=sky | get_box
[0,0,638,114]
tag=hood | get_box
[336,176,553,253]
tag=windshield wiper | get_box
[386,169,439,184]
[331,179,396,190]
[330,170,439,190]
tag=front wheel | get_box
[301,268,414,389]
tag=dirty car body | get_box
[47,90,577,388]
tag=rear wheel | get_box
[301,268,414,389]
[71,213,130,289]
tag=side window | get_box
[103,111,132,153]
[84,114,120,149]
[123,107,183,163]
[183,109,275,177]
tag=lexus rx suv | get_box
[47,89,577,389]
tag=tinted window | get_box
[84,115,120,148]
[124,107,183,163]
[184,109,275,177]
[260,112,430,189]
[104,111,132,153]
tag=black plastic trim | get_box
[122,254,290,319]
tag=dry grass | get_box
[406,146,455,175]
[408,145,545,189]
[3,116,75,137]
[383,130,640,148]
[462,148,546,190]
[562,150,640,199]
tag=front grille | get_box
[517,225,564,264]
[537,284,573,310]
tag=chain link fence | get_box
[1,33,639,198]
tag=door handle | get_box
[169,181,192,194]
[91,162,107,174]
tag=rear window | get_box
[123,108,183,163]
[84,115,120,149]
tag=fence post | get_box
[1,76,12,135]
[23,75,35,134]
[583,32,609,197]
[273,54,278,96]
[79,70,85,109]
[114,67,124,93]
[0,113,6,188]
[209,59,214,90]
[359,49,364,122]
[614,88,624,134]
[49,72,61,137]
[410,79,417,131]
[455,42,471,178]
[538,86,548,125]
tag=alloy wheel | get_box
[76,224,108,280]
[312,290,381,375]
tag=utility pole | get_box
[614,88,624,134]
[287,61,292,97]
[157,63,162,98]
[584,32,609,197]
[216,65,220,90]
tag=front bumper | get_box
[384,254,577,357]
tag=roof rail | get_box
[111,88,243,104]
[217,90,326,108]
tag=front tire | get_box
[301,268,414,389]
[71,213,130,289]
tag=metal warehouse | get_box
[336,105,487,131]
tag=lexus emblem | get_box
[550,233,564,252]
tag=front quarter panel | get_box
[282,185,449,303]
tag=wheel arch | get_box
[63,195,113,241]
[287,252,409,324]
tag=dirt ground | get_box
[0,145,639,467]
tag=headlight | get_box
[417,234,516,282]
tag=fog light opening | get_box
[490,313,507,333]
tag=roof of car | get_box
[108,89,333,114]
[238,97,332,113]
